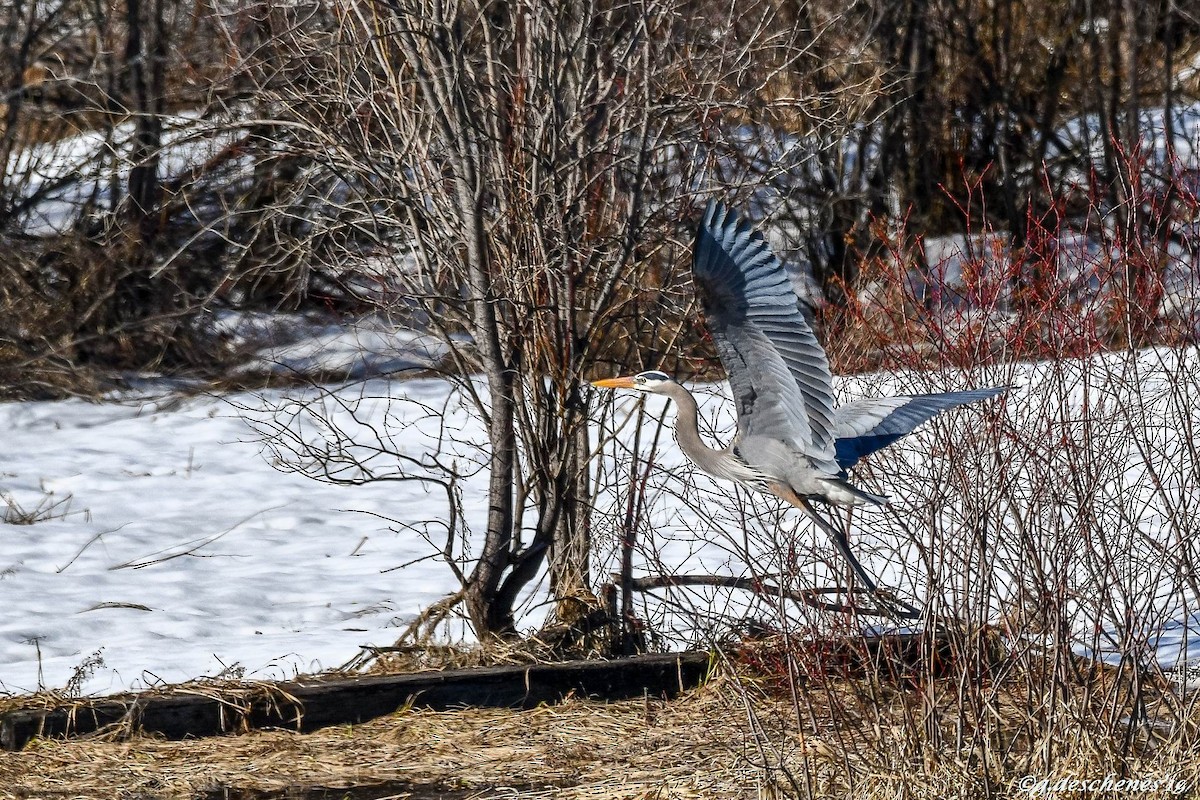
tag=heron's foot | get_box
[800,586,922,621]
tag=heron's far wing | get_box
[693,200,836,459]
[833,387,1008,471]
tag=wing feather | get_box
[833,387,1008,471]
[693,200,836,459]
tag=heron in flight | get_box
[594,201,1006,611]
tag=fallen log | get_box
[0,651,712,751]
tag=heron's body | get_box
[594,201,1007,599]
[654,379,867,504]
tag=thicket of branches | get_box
[3,0,1198,393]
[594,334,1200,794]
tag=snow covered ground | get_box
[3,339,1199,697]
[214,310,451,381]
[0,381,469,696]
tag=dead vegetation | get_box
[2,651,1199,800]
[0,677,759,800]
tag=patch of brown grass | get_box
[355,630,620,676]
[720,642,1200,799]
[0,678,766,800]
[3,651,1200,799]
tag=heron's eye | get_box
[635,376,645,384]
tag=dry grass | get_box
[3,653,1199,800]
[0,678,764,800]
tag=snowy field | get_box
[0,382,468,696]
[3,341,1200,696]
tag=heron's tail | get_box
[818,477,889,506]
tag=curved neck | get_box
[660,382,725,468]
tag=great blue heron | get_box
[594,201,1006,612]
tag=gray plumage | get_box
[593,200,1007,598]
[832,388,1007,473]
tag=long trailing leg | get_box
[797,497,879,594]
[767,482,877,592]
[766,481,918,618]
[781,488,920,621]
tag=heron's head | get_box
[592,370,674,394]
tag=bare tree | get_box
[244,0,876,641]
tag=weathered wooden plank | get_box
[0,651,712,751]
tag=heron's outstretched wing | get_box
[693,200,836,459]
[833,387,1007,472]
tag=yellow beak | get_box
[591,376,637,389]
